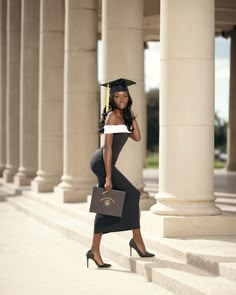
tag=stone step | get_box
[119,228,236,284]
[144,188,236,204]
[215,192,236,215]
[0,183,17,196]
[0,179,30,195]
[215,204,236,215]
[6,195,236,295]
[20,190,236,283]
[22,190,92,223]
[216,198,236,206]
[143,186,236,215]
[7,195,94,247]
[2,179,236,211]
[144,183,158,191]
[144,184,157,189]
[215,192,236,199]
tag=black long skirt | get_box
[90,148,140,234]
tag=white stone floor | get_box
[0,200,172,295]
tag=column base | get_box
[136,185,156,210]
[139,191,156,210]
[31,176,60,193]
[141,211,236,237]
[14,172,35,187]
[150,198,222,216]
[227,162,236,171]
[54,186,88,203]
[2,168,17,183]
[140,197,156,211]
[0,165,5,177]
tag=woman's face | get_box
[113,91,129,110]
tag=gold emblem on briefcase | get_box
[101,197,115,207]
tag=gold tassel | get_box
[105,83,110,112]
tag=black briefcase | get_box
[89,187,126,217]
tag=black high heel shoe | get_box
[86,250,111,268]
[129,239,155,258]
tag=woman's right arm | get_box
[103,112,116,193]
[103,133,113,192]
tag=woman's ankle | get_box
[91,247,99,253]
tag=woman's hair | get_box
[98,91,133,133]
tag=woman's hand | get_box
[130,108,135,117]
[104,177,112,194]
[129,108,141,141]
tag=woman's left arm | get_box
[130,109,141,142]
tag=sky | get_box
[98,37,231,122]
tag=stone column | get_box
[14,0,40,186]
[150,0,221,216]
[227,29,236,171]
[55,0,98,202]
[3,0,21,183]
[31,0,64,192]
[101,0,154,209]
[0,0,7,176]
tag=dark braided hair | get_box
[98,91,133,134]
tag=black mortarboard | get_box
[101,78,136,112]
[101,78,136,92]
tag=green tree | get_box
[214,112,227,152]
[146,88,159,152]
[146,89,227,154]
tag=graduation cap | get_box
[101,78,136,112]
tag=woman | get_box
[87,78,155,268]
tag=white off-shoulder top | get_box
[104,124,131,134]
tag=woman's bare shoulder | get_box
[105,111,119,125]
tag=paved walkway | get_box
[0,199,171,295]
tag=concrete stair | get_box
[215,192,236,215]
[143,182,236,215]
[0,180,30,196]
[5,190,236,295]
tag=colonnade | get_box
[0,0,235,229]
[0,0,148,205]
